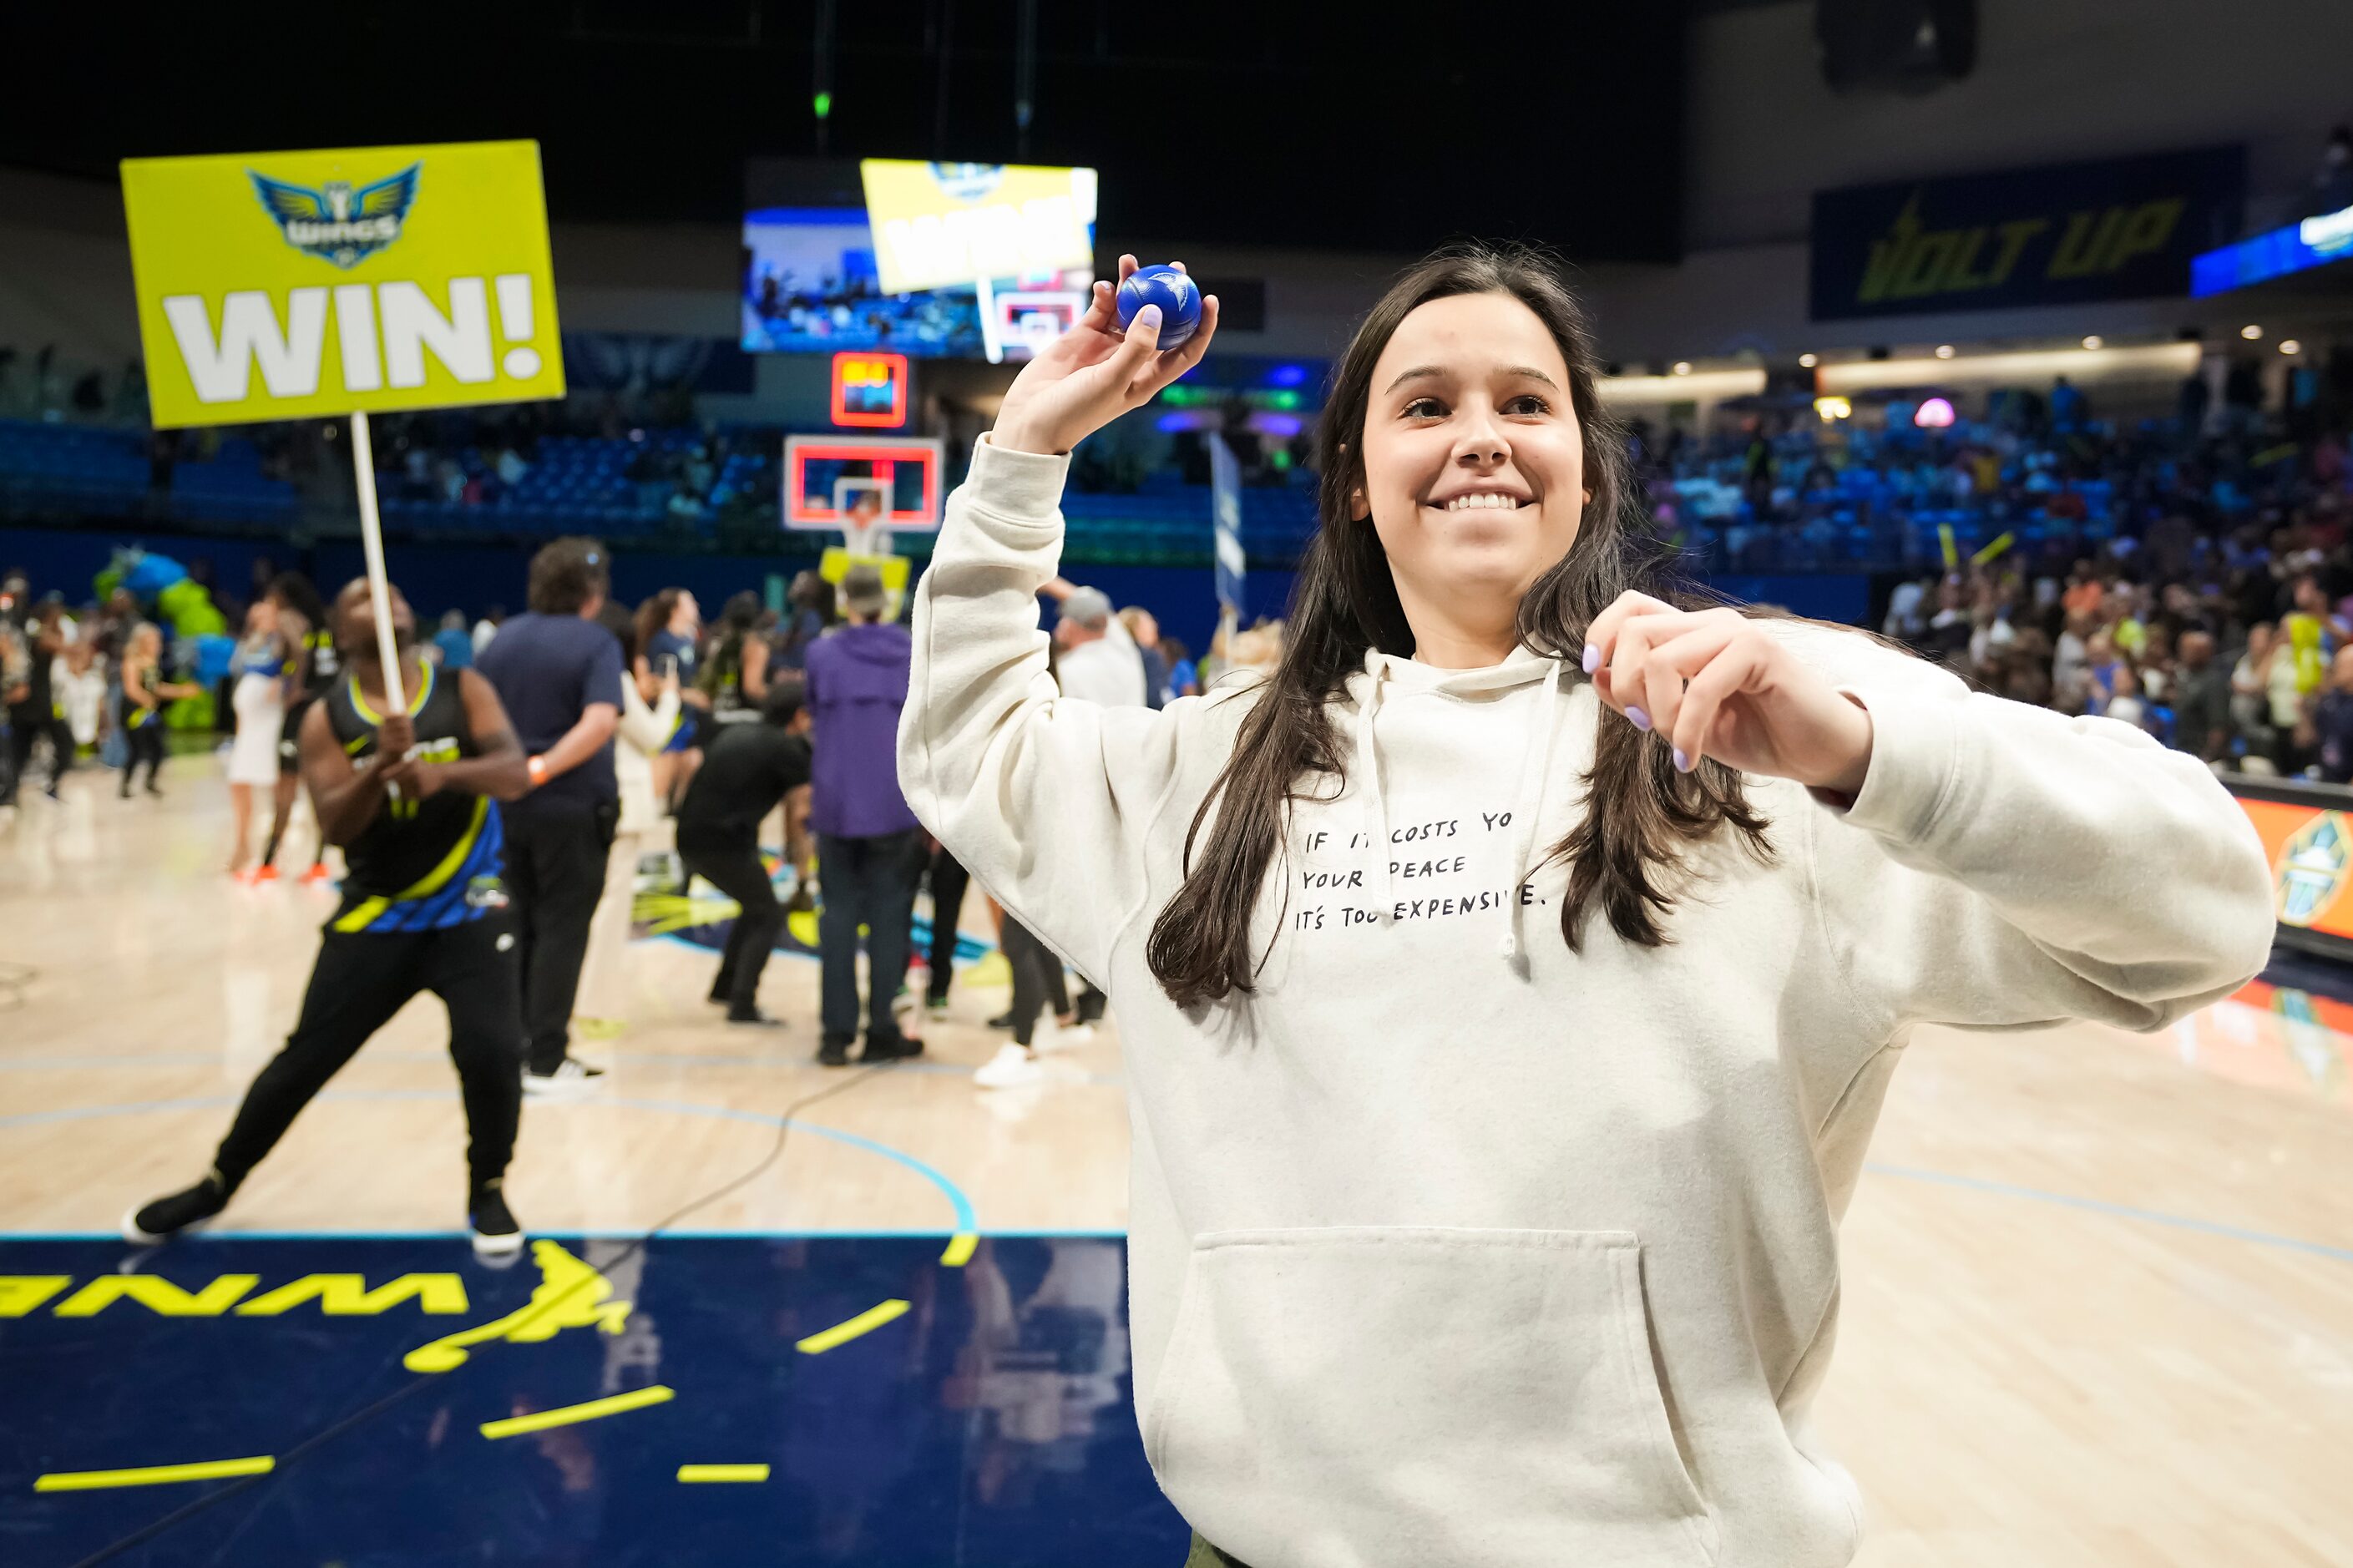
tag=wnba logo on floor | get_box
[120,139,565,427]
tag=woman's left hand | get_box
[1581,591,1875,799]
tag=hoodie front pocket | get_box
[1145,1227,1716,1568]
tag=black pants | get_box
[214,916,523,1190]
[678,833,782,1019]
[122,720,165,794]
[3,707,69,802]
[925,844,971,1004]
[999,916,1069,1049]
[503,794,617,1074]
[815,829,924,1045]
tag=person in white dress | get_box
[226,599,296,879]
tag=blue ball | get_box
[1116,265,1202,347]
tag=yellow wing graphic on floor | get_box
[402,1240,632,1374]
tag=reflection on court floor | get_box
[0,1234,1184,1566]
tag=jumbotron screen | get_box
[742,159,1096,363]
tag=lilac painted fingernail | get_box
[1672,746,1691,772]
[1626,705,1651,732]
[1581,644,1601,675]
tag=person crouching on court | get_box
[898,248,2276,1568]
[674,679,815,1029]
[127,579,534,1257]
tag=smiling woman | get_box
[898,243,2275,1567]
[1158,245,1785,990]
[1358,299,1594,667]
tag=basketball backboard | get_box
[994,289,1085,354]
[781,435,946,535]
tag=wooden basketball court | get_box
[3,758,2350,1565]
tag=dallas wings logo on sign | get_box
[250,164,420,268]
[122,140,563,427]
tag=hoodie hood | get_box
[805,621,918,837]
[1344,645,1574,964]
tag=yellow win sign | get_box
[121,140,564,428]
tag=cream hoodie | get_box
[898,438,2277,1568]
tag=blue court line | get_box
[0,1090,979,1238]
[579,1092,979,1237]
[1861,1161,2353,1264]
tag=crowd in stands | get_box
[1617,356,2353,780]
[1874,510,2353,780]
[10,311,2353,785]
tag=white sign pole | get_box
[347,410,406,711]
[974,274,1004,365]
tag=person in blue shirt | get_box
[477,539,625,1095]
[431,608,474,670]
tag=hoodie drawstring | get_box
[1354,663,1394,922]
[1499,656,1569,960]
[1352,652,1569,958]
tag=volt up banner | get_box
[121,139,564,428]
[1809,145,2244,322]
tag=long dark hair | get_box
[1146,242,1776,1010]
[701,590,762,699]
[634,589,681,665]
[265,571,327,630]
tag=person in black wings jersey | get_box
[125,579,534,1257]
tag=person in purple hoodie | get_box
[803,563,928,1066]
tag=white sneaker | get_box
[974,1042,1045,1089]
[524,1059,605,1096]
[1034,1019,1095,1053]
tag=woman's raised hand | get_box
[990,255,1218,458]
[1581,591,1876,801]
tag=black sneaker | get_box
[124,1171,231,1245]
[817,1035,853,1068]
[726,1009,787,1029]
[985,1010,1018,1030]
[858,1033,924,1065]
[468,1179,524,1258]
